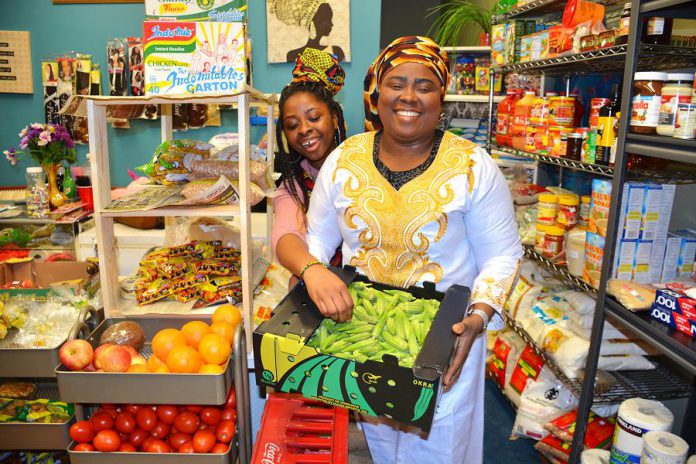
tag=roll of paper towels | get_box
[610,398,674,464]
[642,431,688,464]
[582,448,610,464]
[687,455,696,464]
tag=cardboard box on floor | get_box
[0,258,98,301]
[253,266,470,433]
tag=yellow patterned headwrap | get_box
[268,0,326,30]
[291,48,345,96]
[363,36,450,132]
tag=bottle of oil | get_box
[596,84,620,166]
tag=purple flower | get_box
[3,148,17,166]
[19,137,28,149]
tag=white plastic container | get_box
[567,227,587,277]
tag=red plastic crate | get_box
[251,392,349,464]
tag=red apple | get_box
[59,339,94,371]
[94,343,116,369]
[100,345,132,373]
[130,354,147,366]
[83,362,97,372]
[123,346,140,358]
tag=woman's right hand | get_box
[302,265,354,322]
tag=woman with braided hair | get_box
[272,48,350,294]
[301,36,523,463]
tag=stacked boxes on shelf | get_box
[612,182,677,284]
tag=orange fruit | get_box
[198,334,231,365]
[210,322,235,346]
[152,364,170,374]
[181,320,211,349]
[212,304,242,328]
[151,328,186,361]
[199,363,225,374]
[166,345,203,373]
[146,355,166,373]
[127,364,148,373]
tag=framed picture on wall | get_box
[53,0,143,4]
[266,0,351,63]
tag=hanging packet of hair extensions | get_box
[90,63,102,95]
[128,37,144,96]
[107,38,128,96]
[56,55,76,139]
[41,59,61,124]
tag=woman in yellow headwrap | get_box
[272,48,348,292]
[300,36,523,463]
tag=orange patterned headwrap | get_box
[291,48,345,96]
[363,36,450,132]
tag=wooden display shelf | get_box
[86,88,277,353]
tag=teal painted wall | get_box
[0,1,381,187]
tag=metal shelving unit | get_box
[489,1,696,459]
[445,94,505,103]
[566,0,696,461]
[492,145,615,177]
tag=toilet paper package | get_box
[641,431,688,464]
[610,398,674,464]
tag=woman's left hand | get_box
[442,314,485,392]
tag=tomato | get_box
[101,403,119,411]
[178,441,195,453]
[200,407,222,426]
[90,411,114,432]
[114,412,136,434]
[211,443,229,454]
[156,405,178,424]
[93,429,122,452]
[150,421,170,439]
[136,408,158,432]
[128,428,148,448]
[124,404,141,416]
[144,438,171,453]
[141,436,156,451]
[118,442,137,452]
[174,412,200,434]
[192,430,216,453]
[215,420,235,444]
[225,389,236,409]
[221,408,237,423]
[185,405,202,413]
[69,420,95,444]
[96,407,119,418]
[74,443,95,452]
[168,432,192,450]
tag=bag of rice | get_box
[512,378,577,440]
[488,330,526,390]
[598,355,655,371]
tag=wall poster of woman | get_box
[266,0,351,64]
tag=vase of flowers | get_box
[4,123,77,209]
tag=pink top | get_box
[271,159,320,257]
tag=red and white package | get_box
[544,410,614,449]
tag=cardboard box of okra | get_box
[253,266,470,432]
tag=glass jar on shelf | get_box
[25,167,49,219]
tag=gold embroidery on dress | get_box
[471,259,522,310]
[336,132,477,288]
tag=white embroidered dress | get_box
[306,130,523,464]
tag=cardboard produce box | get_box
[0,258,98,301]
[253,267,469,432]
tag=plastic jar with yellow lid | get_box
[543,225,566,259]
[537,193,559,226]
[535,224,550,253]
[557,195,580,229]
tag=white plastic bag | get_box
[512,378,578,440]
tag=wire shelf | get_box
[492,145,614,176]
[0,379,62,401]
[503,314,692,404]
[493,0,625,22]
[494,45,696,75]
[523,245,598,296]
